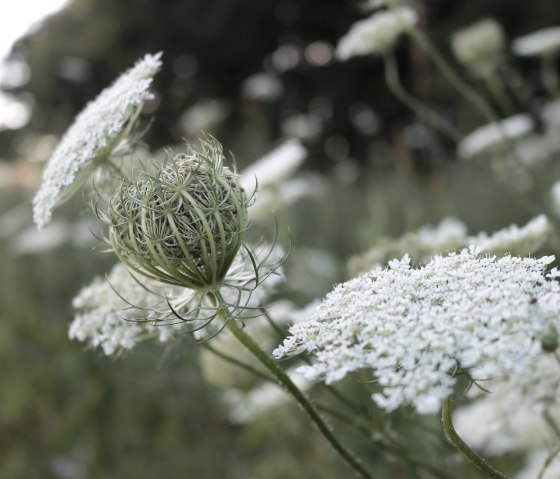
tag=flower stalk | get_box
[441,398,508,479]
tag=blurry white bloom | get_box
[178,98,231,137]
[336,7,418,60]
[348,217,467,275]
[468,215,551,256]
[241,73,283,102]
[33,53,162,229]
[513,27,560,57]
[454,354,560,455]
[69,263,182,356]
[274,248,560,414]
[551,182,560,217]
[281,113,323,141]
[240,139,307,194]
[451,18,506,75]
[224,368,311,424]
[70,244,284,355]
[458,114,534,159]
[516,451,560,479]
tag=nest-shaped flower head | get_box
[105,137,250,292]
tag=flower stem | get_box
[383,52,462,143]
[441,398,508,479]
[216,298,374,479]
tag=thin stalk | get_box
[261,307,365,416]
[383,52,462,143]
[537,446,560,479]
[483,72,515,116]
[214,293,375,479]
[441,398,508,479]
[542,54,560,96]
[199,343,275,383]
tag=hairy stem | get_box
[441,398,508,479]
[214,294,375,479]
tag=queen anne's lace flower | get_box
[33,53,162,229]
[513,27,560,57]
[451,18,505,76]
[336,7,418,61]
[458,114,534,159]
[274,248,560,414]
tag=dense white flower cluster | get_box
[336,7,418,61]
[348,217,467,276]
[274,248,560,414]
[513,27,560,57]
[468,215,551,257]
[451,18,505,75]
[70,244,284,355]
[33,53,162,229]
[454,353,560,455]
[458,114,534,159]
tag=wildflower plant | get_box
[33,53,162,229]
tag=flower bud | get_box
[107,137,249,291]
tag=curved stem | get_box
[542,54,560,96]
[215,295,375,479]
[441,398,508,479]
[383,52,462,143]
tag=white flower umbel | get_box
[336,7,418,61]
[70,243,283,355]
[468,215,551,257]
[458,114,534,159]
[348,217,467,276]
[33,53,162,229]
[513,27,560,57]
[274,248,560,414]
[451,18,506,76]
[69,262,184,356]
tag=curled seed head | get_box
[107,137,249,291]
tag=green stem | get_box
[537,445,560,479]
[441,398,508,479]
[215,295,375,479]
[200,343,275,383]
[542,54,560,96]
[383,52,462,143]
[483,72,515,116]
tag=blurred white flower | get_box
[551,182,560,217]
[241,73,283,102]
[513,27,560,57]
[336,7,418,61]
[454,353,560,456]
[178,98,231,137]
[275,248,560,414]
[468,215,551,256]
[458,114,534,159]
[348,217,467,275]
[515,451,560,479]
[224,368,311,424]
[33,53,162,229]
[240,139,307,193]
[451,18,506,76]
